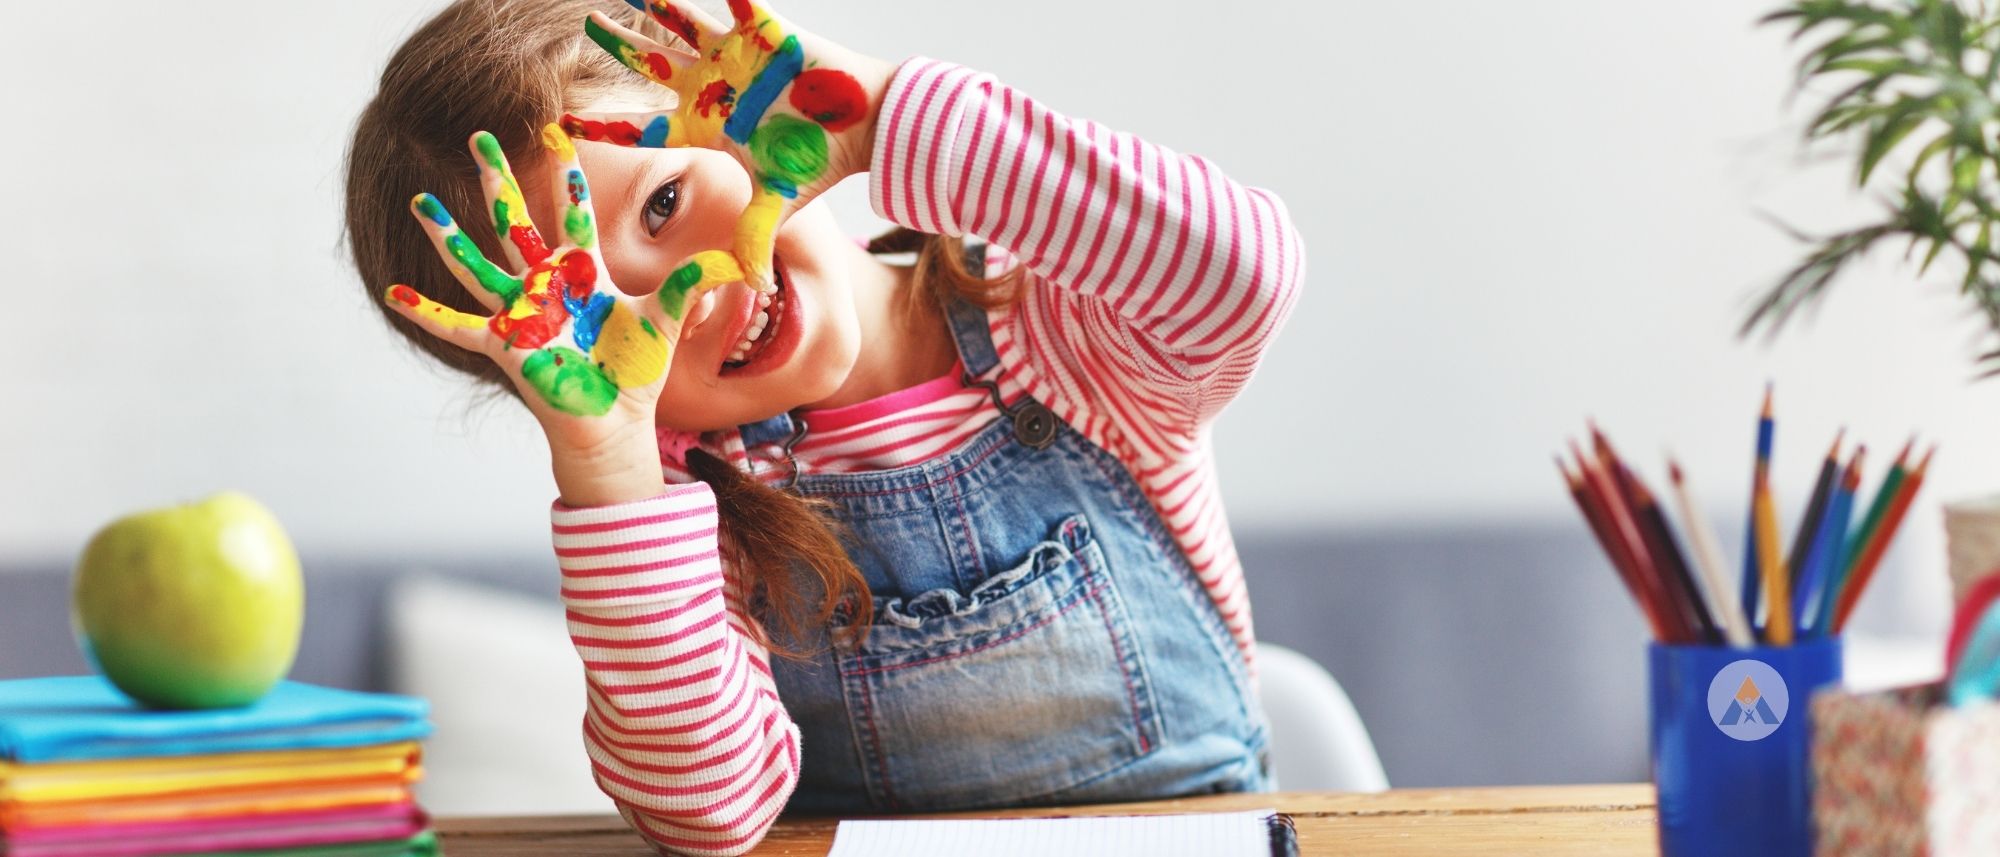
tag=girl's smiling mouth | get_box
[718,253,800,378]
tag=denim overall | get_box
[739,246,1270,814]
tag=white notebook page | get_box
[824,808,1280,857]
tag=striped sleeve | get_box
[868,57,1307,437]
[551,483,799,857]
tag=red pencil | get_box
[1627,470,1721,644]
[1587,428,1693,642]
[1561,454,1671,640]
[1832,445,1935,633]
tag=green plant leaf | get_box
[1859,101,1932,185]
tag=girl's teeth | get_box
[727,276,785,367]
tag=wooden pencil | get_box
[1561,455,1670,640]
[1628,469,1721,643]
[1670,458,1755,647]
[1754,388,1792,645]
[1834,439,1913,613]
[1585,431,1691,642]
[1802,446,1864,638]
[1833,445,1935,633]
[1785,430,1845,626]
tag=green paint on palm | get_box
[749,115,828,189]
[521,347,618,416]
[657,261,705,320]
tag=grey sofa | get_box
[0,520,1652,787]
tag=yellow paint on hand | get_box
[687,249,746,293]
[592,302,668,388]
[732,184,787,293]
[541,122,578,161]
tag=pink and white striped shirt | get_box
[550,57,1304,857]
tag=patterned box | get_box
[1811,683,2000,856]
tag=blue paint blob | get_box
[414,194,453,227]
[724,35,803,144]
[567,170,589,202]
[571,292,616,352]
[761,174,799,198]
[640,115,672,148]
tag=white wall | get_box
[3,1,1989,635]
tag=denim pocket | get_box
[832,513,1162,811]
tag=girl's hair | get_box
[345,0,1023,658]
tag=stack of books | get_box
[0,676,435,857]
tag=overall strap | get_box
[941,241,1000,377]
[945,241,1057,450]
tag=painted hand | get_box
[565,0,889,294]
[383,126,717,425]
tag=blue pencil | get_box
[1800,448,1863,638]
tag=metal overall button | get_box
[962,370,1057,450]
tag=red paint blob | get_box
[727,0,753,27]
[557,251,597,305]
[789,69,869,132]
[490,303,567,350]
[562,115,645,147]
[695,80,736,119]
[509,224,552,266]
[388,285,421,307]
[642,51,675,83]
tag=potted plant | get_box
[1757,0,2000,603]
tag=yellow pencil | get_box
[1754,387,1792,645]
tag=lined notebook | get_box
[825,809,1298,857]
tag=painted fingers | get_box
[623,0,728,52]
[560,110,681,149]
[585,12,692,92]
[383,283,491,354]
[384,125,674,417]
[472,131,552,272]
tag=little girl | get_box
[346,0,1303,854]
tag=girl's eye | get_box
[643,178,682,236]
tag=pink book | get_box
[2,801,427,857]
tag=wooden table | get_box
[437,783,1660,855]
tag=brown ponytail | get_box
[346,0,1025,660]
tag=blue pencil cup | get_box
[1649,637,1843,857]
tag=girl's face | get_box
[524,138,862,432]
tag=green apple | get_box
[72,492,304,710]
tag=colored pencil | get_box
[1561,455,1670,641]
[1587,429,1692,642]
[1670,458,1755,647]
[1833,445,1935,633]
[1628,469,1721,643]
[1753,388,1793,645]
[1801,446,1864,638]
[1825,439,1912,631]
[1741,386,1775,640]
[1784,430,1845,628]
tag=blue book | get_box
[0,676,431,763]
